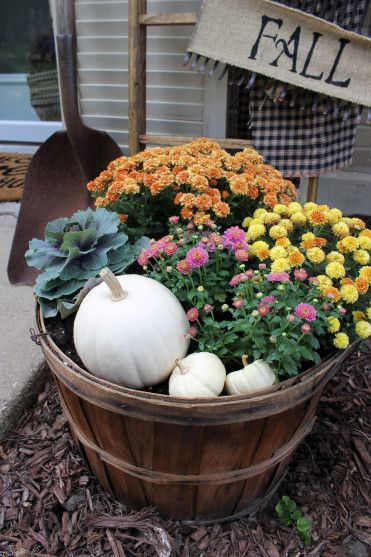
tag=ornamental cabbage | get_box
[26,208,147,318]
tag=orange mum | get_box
[323,286,341,302]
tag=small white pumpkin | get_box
[226,355,276,395]
[169,352,226,398]
[73,268,189,388]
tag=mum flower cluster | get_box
[87,138,296,240]
[136,219,356,377]
[243,202,371,347]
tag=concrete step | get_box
[0,203,47,440]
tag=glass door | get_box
[0,0,62,144]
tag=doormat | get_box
[0,152,32,202]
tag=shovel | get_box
[7,0,122,285]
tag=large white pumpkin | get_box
[73,268,189,388]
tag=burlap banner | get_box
[188,0,371,107]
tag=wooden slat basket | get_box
[36,307,355,523]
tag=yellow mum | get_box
[303,202,317,213]
[253,208,267,218]
[359,266,371,284]
[327,317,340,333]
[280,219,294,232]
[367,307,371,319]
[317,275,333,291]
[247,223,266,240]
[337,236,358,252]
[333,332,349,349]
[327,208,342,225]
[358,235,371,250]
[353,311,365,322]
[250,240,269,255]
[290,212,307,225]
[271,258,291,272]
[269,225,287,239]
[263,212,281,225]
[302,232,315,241]
[353,249,370,265]
[273,204,289,215]
[355,320,371,339]
[332,222,350,238]
[326,262,346,279]
[242,217,253,228]
[276,237,291,248]
[326,251,345,264]
[269,246,287,260]
[306,247,325,264]
[340,284,359,303]
[287,202,303,215]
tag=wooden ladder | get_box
[127,0,319,201]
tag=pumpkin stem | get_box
[175,358,188,375]
[100,268,127,301]
[242,354,248,367]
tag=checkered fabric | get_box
[249,0,368,177]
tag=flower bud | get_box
[221,304,229,312]
[197,285,204,292]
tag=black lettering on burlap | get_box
[249,15,283,60]
[270,26,301,73]
[325,38,351,87]
[300,32,324,80]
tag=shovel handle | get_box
[55,0,85,138]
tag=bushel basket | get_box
[36,306,356,522]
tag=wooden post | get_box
[128,0,147,155]
[307,176,319,202]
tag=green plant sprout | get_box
[275,495,312,547]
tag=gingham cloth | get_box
[249,0,369,177]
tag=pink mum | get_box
[187,307,199,322]
[186,246,209,268]
[235,249,249,262]
[164,242,178,256]
[294,303,317,322]
[176,259,191,275]
[222,226,246,248]
[266,272,291,283]
[262,296,276,304]
[294,268,308,281]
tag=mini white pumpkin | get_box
[169,352,226,398]
[73,268,189,388]
[226,355,276,395]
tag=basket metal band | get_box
[58,387,316,486]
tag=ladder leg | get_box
[307,176,319,202]
[128,0,147,155]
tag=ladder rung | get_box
[140,134,253,150]
[139,12,198,26]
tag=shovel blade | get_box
[7,131,91,286]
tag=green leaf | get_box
[25,239,64,270]
[93,207,120,236]
[44,217,70,244]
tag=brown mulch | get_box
[0,344,370,557]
